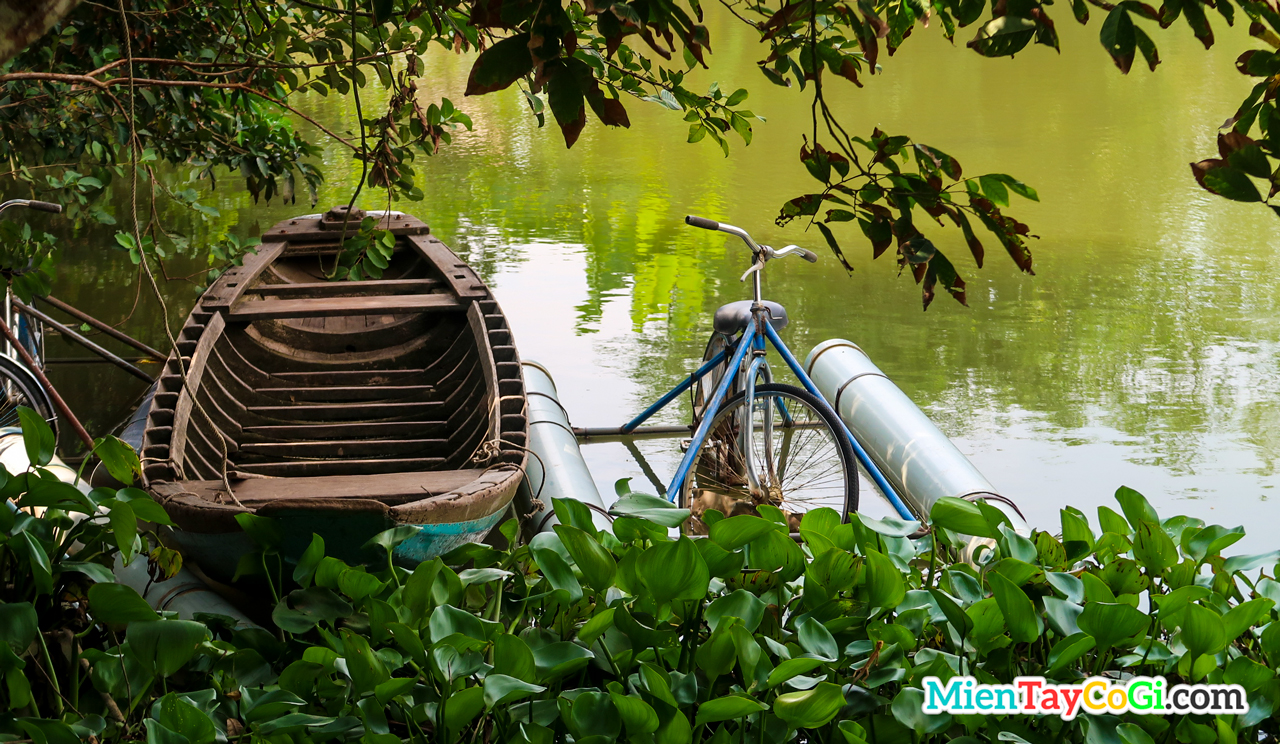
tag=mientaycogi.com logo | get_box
[922,676,1248,721]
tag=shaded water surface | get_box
[29,15,1280,548]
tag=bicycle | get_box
[0,199,62,433]
[619,215,917,533]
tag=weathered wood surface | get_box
[141,210,528,569]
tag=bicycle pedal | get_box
[678,438,692,452]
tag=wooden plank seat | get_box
[249,385,436,403]
[241,421,449,440]
[239,438,449,458]
[245,400,444,422]
[228,293,462,321]
[251,278,443,297]
[233,456,447,477]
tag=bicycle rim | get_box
[0,356,58,436]
[683,383,857,533]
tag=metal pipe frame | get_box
[666,322,757,499]
[621,348,727,433]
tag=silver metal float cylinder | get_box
[804,340,1028,539]
[520,361,612,534]
[114,555,256,628]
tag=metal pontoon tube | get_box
[520,361,612,534]
[804,340,1028,535]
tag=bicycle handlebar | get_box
[0,199,64,216]
[684,214,819,265]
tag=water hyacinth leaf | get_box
[706,589,767,632]
[1042,597,1083,637]
[493,634,537,682]
[17,406,54,467]
[858,514,921,537]
[293,534,325,587]
[531,641,593,682]
[153,693,217,744]
[531,547,583,603]
[337,568,386,603]
[273,586,353,633]
[1186,524,1245,562]
[928,588,973,636]
[234,512,283,550]
[93,435,143,485]
[891,688,952,733]
[773,681,846,729]
[746,529,806,581]
[929,497,994,537]
[1113,485,1158,525]
[797,616,839,660]
[108,500,137,563]
[767,657,826,688]
[609,691,660,737]
[1179,602,1227,658]
[0,602,37,651]
[639,662,678,707]
[1047,632,1096,673]
[694,693,768,726]
[1223,549,1280,573]
[484,674,545,707]
[551,497,598,535]
[341,630,390,693]
[88,582,159,624]
[554,524,615,592]
[1097,506,1131,537]
[444,685,486,738]
[362,525,420,554]
[806,546,860,594]
[570,690,620,739]
[988,571,1039,643]
[608,492,691,527]
[126,619,209,676]
[1060,509,1096,559]
[1133,520,1179,573]
[1221,597,1274,642]
[429,604,491,643]
[864,548,906,610]
[709,514,781,549]
[1078,602,1150,652]
[638,537,710,604]
[697,537,746,578]
[1046,571,1084,603]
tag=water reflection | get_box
[20,9,1280,548]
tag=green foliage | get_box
[2,0,1275,310]
[5,398,1280,744]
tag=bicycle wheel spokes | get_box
[684,384,856,532]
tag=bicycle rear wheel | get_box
[681,383,857,533]
[0,355,58,438]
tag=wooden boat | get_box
[139,208,528,575]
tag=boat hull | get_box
[139,208,528,573]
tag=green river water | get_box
[31,14,1280,549]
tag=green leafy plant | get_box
[4,406,1279,744]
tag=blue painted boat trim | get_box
[393,510,507,563]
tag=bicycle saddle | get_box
[713,300,788,334]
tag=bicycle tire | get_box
[680,383,858,533]
[0,355,59,440]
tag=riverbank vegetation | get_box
[3,0,1280,308]
[2,412,1278,743]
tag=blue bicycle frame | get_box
[622,305,917,521]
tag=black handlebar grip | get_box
[685,215,719,230]
[27,201,62,214]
